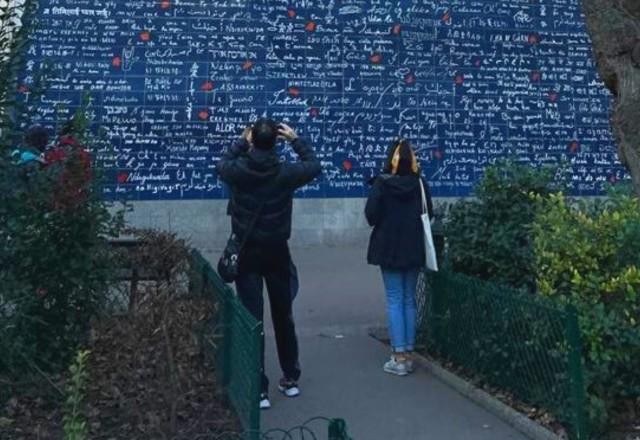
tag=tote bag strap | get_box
[418,177,428,215]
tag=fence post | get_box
[221,287,233,388]
[328,418,350,440]
[248,322,263,440]
[429,272,445,353]
[565,304,588,440]
[199,259,207,297]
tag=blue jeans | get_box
[381,269,419,353]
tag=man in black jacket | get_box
[216,118,321,410]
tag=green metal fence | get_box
[419,270,588,440]
[188,252,353,440]
[189,250,263,438]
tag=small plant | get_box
[63,350,90,440]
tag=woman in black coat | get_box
[365,139,434,376]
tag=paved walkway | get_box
[209,247,527,439]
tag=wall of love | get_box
[21,0,626,200]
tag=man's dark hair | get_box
[24,125,49,152]
[251,118,279,151]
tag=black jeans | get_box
[235,241,301,394]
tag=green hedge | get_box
[533,190,640,430]
[445,163,640,435]
[446,162,557,292]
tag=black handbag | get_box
[217,202,264,283]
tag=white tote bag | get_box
[419,179,439,272]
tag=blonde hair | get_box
[390,139,419,175]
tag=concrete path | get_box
[207,246,527,439]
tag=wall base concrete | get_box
[121,198,372,253]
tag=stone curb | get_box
[414,352,564,440]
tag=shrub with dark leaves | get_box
[446,162,559,292]
[0,110,125,384]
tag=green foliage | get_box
[446,162,558,291]
[63,350,90,440]
[0,101,125,383]
[533,188,640,430]
[0,0,125,396]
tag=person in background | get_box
[216,118,321,410]
[365,138,434,376]
[11,125,49,167]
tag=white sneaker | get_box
[278,378,300,397]
[383,357,409,376]
[259,393,271,410]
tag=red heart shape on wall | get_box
[528,33,540,45]
[569,141,580,153]
[370,53,382,64]
[242,60,254,71]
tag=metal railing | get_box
[419,270,588,439]
[189,250,263,438]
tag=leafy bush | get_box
[0,0,126,394]
[446,162,558,291]
[533,187,640,430]
[0,107,125,382]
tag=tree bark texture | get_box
[581,0,640,196]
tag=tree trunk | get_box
[581,0,640,196]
